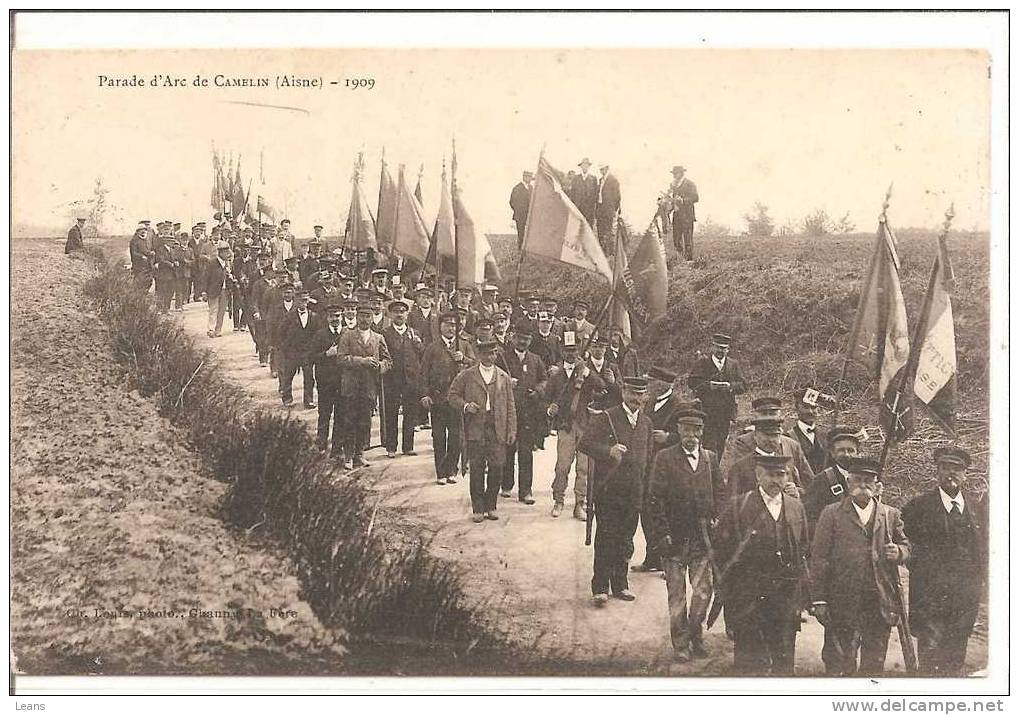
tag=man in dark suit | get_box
[580,376,654,606]
[647,408,724,661]
[902,447,987,676]
[725,417,811,499]
[152,233,179,312]
[311,301,346,459]
[409,284,440,346]
[569,158,599,228]
[129,226,153,290]
[721,395,815,483]
[509,171,533,249]
[278,289,320,409]
[802,426,861,529]
[713,454,810,674]
[265,280,297,380]
[497,324,547,504]
[596,164,621,255]
[381,300,424,458]
[687,333,747,458]
[608,327,640,377]
[810,457,912,676]
[337,302,392,469]
[64,217,85,254]
[586,335,622,411]
[667,165,699,261]
[201,241,233,338]
[787,387,828,475]
[530,312,563,369]
[420,311,476,485]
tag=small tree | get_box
[742,201,775,237]
[65,177,115,238]
[802,208,832,237]
[833,212,856,234]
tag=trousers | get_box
[673,220,694,260]
[382,379,418,453]
[591,502,639,595]
[826,592,892,676]
[279,357,315,406]
[316,383,344,456]
[663,553,714,651]
[501,435,534,498]
[468,418,505,514]
[430,403,462,479]
[341,393,373,461]
[207,293,228,335]
[551,425,589,504]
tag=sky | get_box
[12,48,991,236]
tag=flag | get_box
[845,218,913,442]
[424,161,457,276]
[392,164,431,265]
[415,165,424,204]
[346,154,377,251]
[231,160,246,219]
[255,151,276,221]
[210,149,223,211]
[613,222,669,338]
[909,234,958,434]
[452,168,501,288]
[521,154,613,281]
[376,156,397,250]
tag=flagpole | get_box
[833,185,893,430]
[514,143,545,298]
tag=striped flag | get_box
[345,153,377,251]
[424,161,457,277]
[392,164,431,265]
[452,168,500,288]
[846,216,913,443]
[521,154,612,282]
[908,213,958,434]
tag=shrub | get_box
[742,201,775,237]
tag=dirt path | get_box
[10,242,346,675]
[171,302,894,676]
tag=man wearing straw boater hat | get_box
[687,332,747,458]
[809,457,911,676]
[580,375,654,607]
[902,446,987,675]
[647,407,724,660]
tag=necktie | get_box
[950,501,962,516]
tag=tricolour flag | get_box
[614,221,669,339]
[231,161,247,219]
[845,218,913,443]
[452,168,501,288]
[908,230,958,434]
[376,155,398,250]
[345,154,377,251]
[392,164,431,265]
[424,161,457,277]
[521,155,612,282]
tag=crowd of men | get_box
[116,209,984,679]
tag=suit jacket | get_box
[724,448,809,500]
[809,498,911,626]
[721,431,816,488]
[153,242,178,278]
[279,309,321,362]
[902,488,986,637]
[669,177,699,224]
[381,324,423,396]
[203,258,230,298]
[447,365,517,446]
[788,422,828,475]
[420,337,476,406]
[648,444,724,555]
[129,235,152,274]
[596,173,621,218]
[409,306,441,345]
[311,324,345,389]
[509,181,531,223]
[608,344,640,377]
[337,327,392,399]
[579,405,654,512]
[713,490,809,628]
[530,331,563,368]
[802,465,849,528]
[497,348,548,438]
[569,173,599,226]
[64,225,83,254]
[266,301,295,347]
[586,358,622,411]
[544,362,605,433]
[687,354,747,424]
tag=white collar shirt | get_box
[798,420,816,443]
[712,354,726,372]
[621,403,639,428]
[853,498,876,525]
[939,488,965,514]
[760,488,783,521]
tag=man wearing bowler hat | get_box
[809,457,911,676]
[665,164,699,261]
[688,333,747,458]
[648,407,724,660]
[580,375,654,606]
[902,447,987,675]
[569,157,599,229]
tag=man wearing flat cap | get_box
[787,387,829,475]
[809,457,911,676]
[64,217,86,254]
[509,171,533,249]
[902,447,986,675]
[802,426,862,529]
[337,302,392,469]
[664,165,699,261]
[202,240,234,338]
[409,284,440,346]
[129,225,154,291]
[688,333,747,458]
[713,453,810,674]
[311,301,347,460]
[447,339,517,522]
[381,300,424,459]
[720,395,815,485]
[724,416,807,499]
[647,408,724,660]
[580,375,654,606]
[278,289,321,409]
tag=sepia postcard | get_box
[7,10,1010,706]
